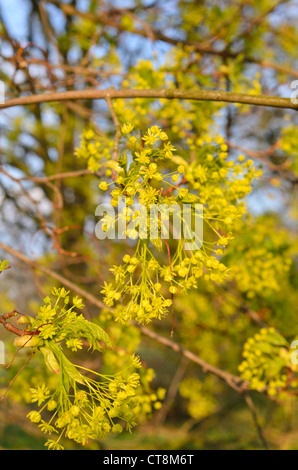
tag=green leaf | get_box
[48,342,85,385]
[62,315,112,350]
[40,347,60,374]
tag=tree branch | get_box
[0,311,23,336]
[244,393,269,450]
[44,0,298,80]
[0,241,248,394]
[0,88,297,111]
[105,94,121,162]
[0,242,106,310]
[135,323,248,393]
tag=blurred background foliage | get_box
[0,0,297,450]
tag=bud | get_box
[14,335,44,348]
[126,186,135,196]
[99,182,108,191]
[17,315,33,325]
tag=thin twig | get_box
[106,94,122,162]
[43,0,298,79]
[135,322,248,393]
[0,311,24,337]
[0,241,248,394]
[244,393,269,450]
[0,242,106,310]
[155,356,189,424]
[0,350,35,402]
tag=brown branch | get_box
[227,141,285,170]
[44,0,298,80]
[227,0,289,48]
[0,242,248,394]
[19,169,102,182]
[227,141,298,184]
[0,350,35,402]
[105,93,121,163]
[135,323,248,393]
[0,242,106,310]
[0,311,23,337]
[154,355,189,424]
[244,393,269,450]
[0,88,297,111]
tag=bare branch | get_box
[135,323,248,393]
[0,88,297,111]
[0,241,249,394]
[244,393,269,450]
[105,94,121,162]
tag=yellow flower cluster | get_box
[238,328,295,396]
[227,217,292,298]
[16,288,147,449]
[97,125,261,324]
[74,126,113,173]
[281,125,298,177]
[179,377,217,420]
